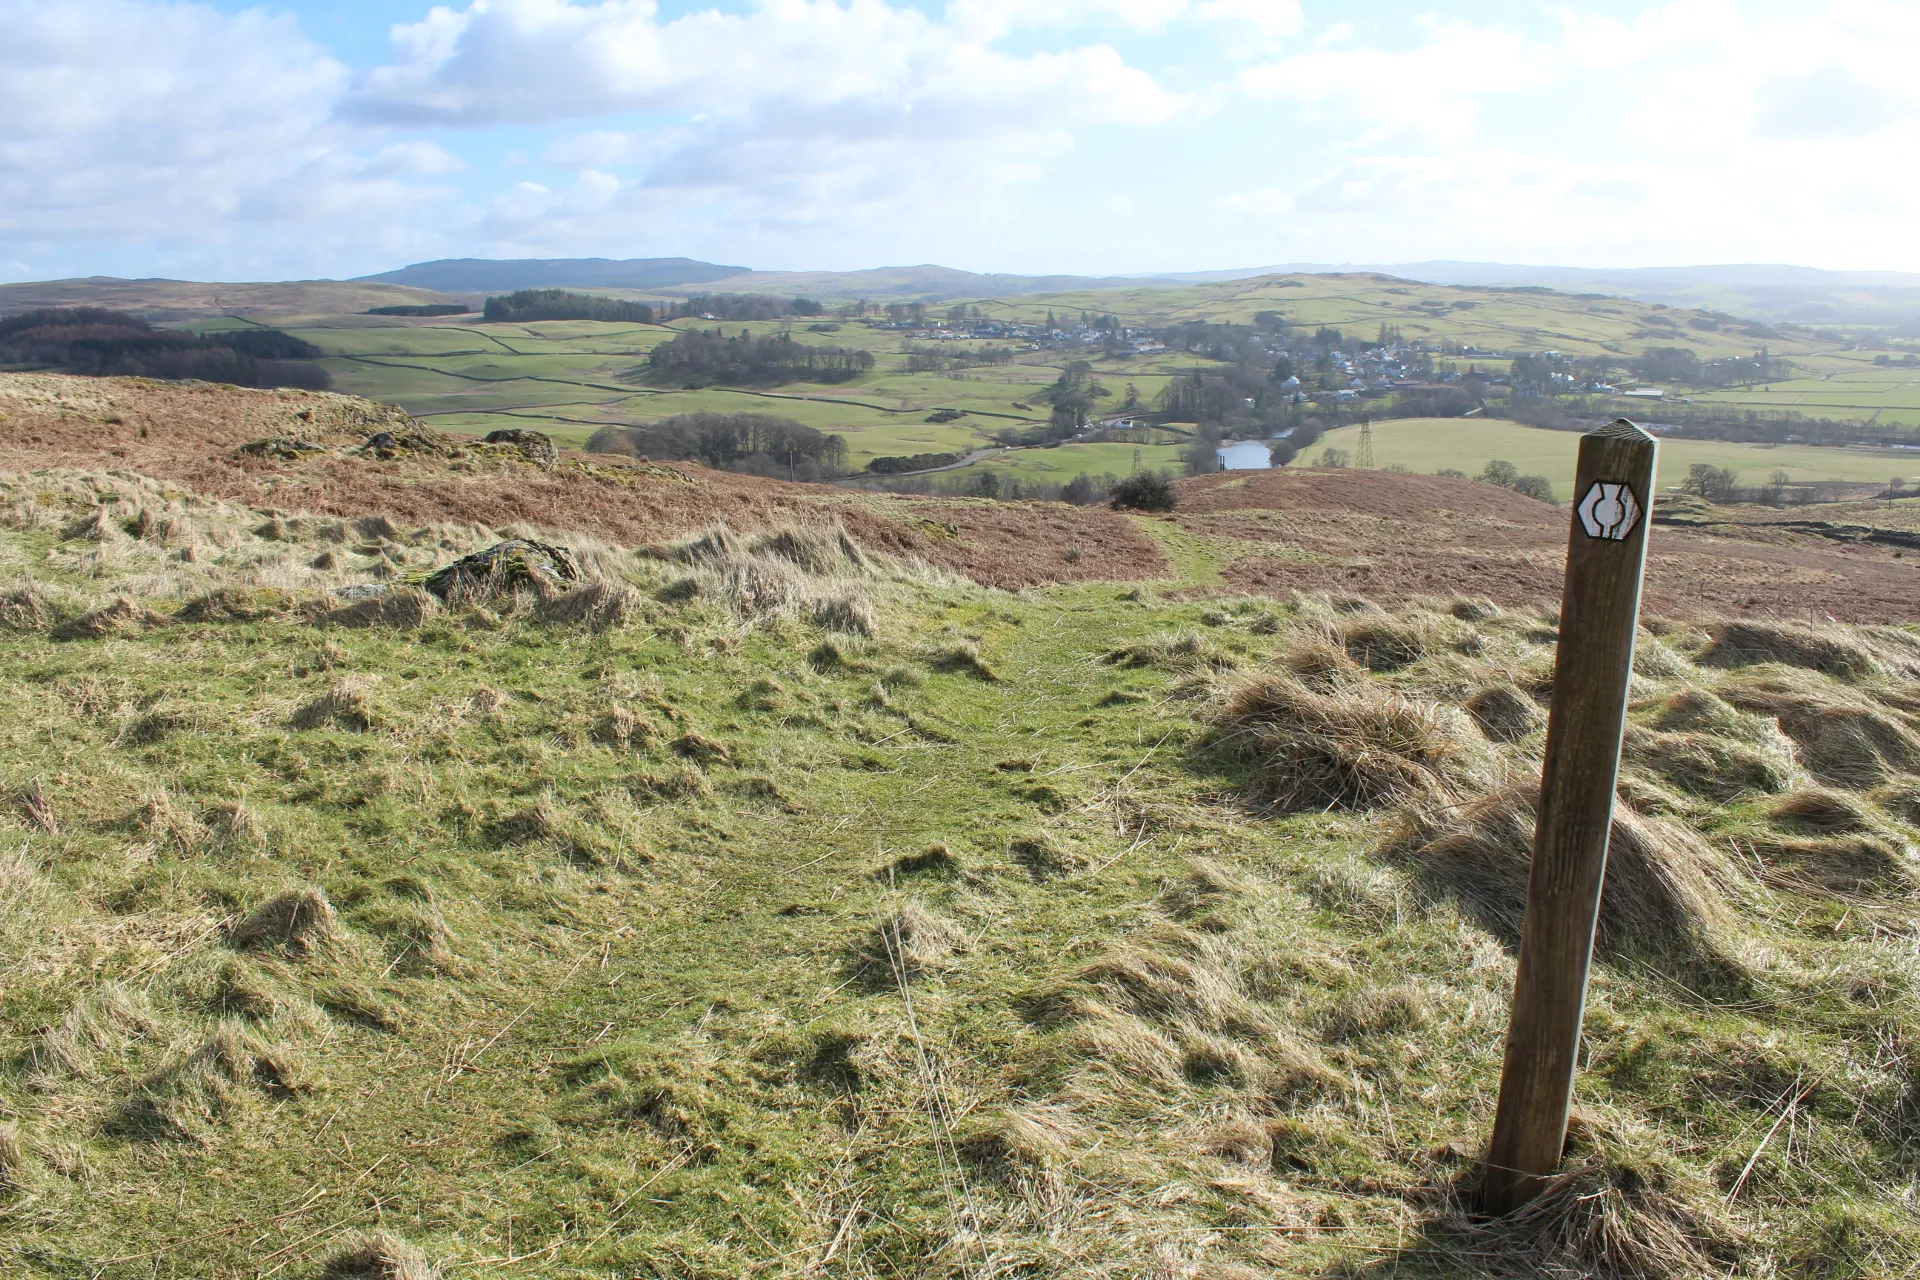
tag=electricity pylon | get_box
[1356,418,1376,469]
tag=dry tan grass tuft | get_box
[809,589,875,636]
[1106,631,1237,674]
[467,687,510,720]
[1770,787,1878,834]
[321,1231,442,1280]
[13,778,58,834]
[1387,784,1739,969]
[1717,673,1920,789]
[958,1109,1073,1199]
[1702,619,1885,679]
[0,1121,28,1193]
[290,679,375,732]
[231,887,342,957]
[136,791,207,853]
[1211,674,1492,813]
[1464,684,1545,743]
[0,582,58,631]
[1008,832,1089,881]
[51,596,166,640]
[314,586,438,629]
[175,586,298,623]
[928,642,999,682]
[863,900,964,980]
[1623,726,1798,802]
[535,580,636,630]
[27,985,160,1088]
[1434,1112,1734,1280]
[1341,614,1438,671]
[118,1023,305,1144]
[1448,597,1502,622]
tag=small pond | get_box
[1216,440,1278,470]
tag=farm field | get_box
[75,268,1900,481]
[1293,417,1920,495]
[190,313,1198,465]
[953,440,1189,487]
[1685,354,1920,428]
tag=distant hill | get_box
[356,257,751,292]
[0,277,460,323]
[1143,261,1920,327]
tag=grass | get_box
[4,459,1920,1276]
[1295,417,1920,493]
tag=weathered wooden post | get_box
[1482,418,1657,1215]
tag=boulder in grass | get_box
[422,540,580,603]
[482,428,558,468]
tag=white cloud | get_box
[0,0,451,275]
[1223,0,1920,268]
[352,0,1186,251]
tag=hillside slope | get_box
[2,374,1919,1277]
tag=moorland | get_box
[0,368,1918,1278]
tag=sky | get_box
[3,0,1916,283]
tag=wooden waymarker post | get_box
[1482,418,1658,1215]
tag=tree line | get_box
[585,412,848,481]
[0,308,330,389]
[641,329,875,387]
[481,289,826,324]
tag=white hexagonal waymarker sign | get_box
[1576,481,1641,541]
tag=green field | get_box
[166,273,1908,475]
[1294,417,1918,496]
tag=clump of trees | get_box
[1478,459,1556,503]
[641,330,875,386]
[903,344,1016,373]
[482,290,829,325]
[0,308,330,389]
[483,290,660,323]
[585,412,848,480]
[1109,470,1178,512]
[868,452,963,474]
[667,295,824,322]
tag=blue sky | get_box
[3,0,1914,283]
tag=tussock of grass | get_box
[1385,783,1742,971]
[958,1109,1073,1199]
[290,679,375,732]
[1211,674,1492,813]
[231,887,342,957]
[1464,683,1544,743]
[1433,1112,1735,1280]
[929,642,999,682]
[315,586,438,629]
[1623,725,1798,801]
[14,777,58,833]
[51,595,165,640]
[1702,619,1887,679]
[862,900,964,981]
[1717,673,1920,788]
[0,582,60,631]
[27,986,160,1088]
[116,1022,305,1144]
[175,586,297,623]
[1341,614,1439,671]
[321,1230,441,1280]
[534,579,636,630]
[809,589,875,636]
[1105,630,1237,673]
[1008,831,1088,881]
